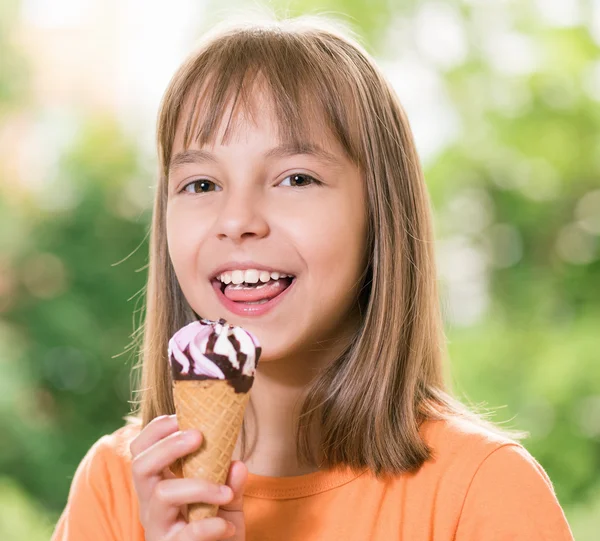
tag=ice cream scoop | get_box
[168,318,261,392]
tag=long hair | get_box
[130,14,525,477]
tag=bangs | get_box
[158,26,365,176]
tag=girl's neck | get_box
[233,310,362,477]
[232,352,327,477]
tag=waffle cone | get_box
[172,379,251,521]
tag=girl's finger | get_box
[152,477,233,512]
[177,517,235,541]
[219,461,247,514]
[148,476,232,534]
[130,415,179,458]
[131,429,202,499]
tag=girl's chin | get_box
[253,344,298,365]
[252,335,309,366]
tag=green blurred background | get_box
[1,0,598,538]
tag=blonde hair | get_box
[131,14,525,477]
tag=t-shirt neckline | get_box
[244,465,369,500]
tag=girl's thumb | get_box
[218,461,248,540]
[220,460,248,513]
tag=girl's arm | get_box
[454,444,574,540]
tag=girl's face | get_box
[166,90,368,364]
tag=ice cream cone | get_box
[168,318,260,521]
[173,378,251,520]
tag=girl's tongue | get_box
[223,278,292,303]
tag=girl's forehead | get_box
[174,82,342,157]
[162,64,361,172]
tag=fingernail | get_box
[220,485,233,498]
[226,521,236,535]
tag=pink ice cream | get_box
[168,318,261,393]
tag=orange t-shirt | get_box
[51,416,574,540]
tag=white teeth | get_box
[244,269,260,284]
[231,270,244,285]
[218,269,294,284]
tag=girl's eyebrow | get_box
[168,141,343,174]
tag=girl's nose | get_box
[215,189,270,243]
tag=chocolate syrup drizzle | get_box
[170,319,261,393]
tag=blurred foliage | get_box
[0,119,149,513]
[1,0,599,539]
[0,477,54,541]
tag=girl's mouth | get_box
[210,274,296,316]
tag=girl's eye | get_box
[180,174,319,193]
[279,173,319,188]
[182,180,218,194]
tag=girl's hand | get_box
[130,414,247,541]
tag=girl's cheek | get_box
[166,221,197,279]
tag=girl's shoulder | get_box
[417,414,540,483]
[422,413,521,459]
[405,415,563,522]
[408,415,573,539]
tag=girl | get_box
[52,14,574,541]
